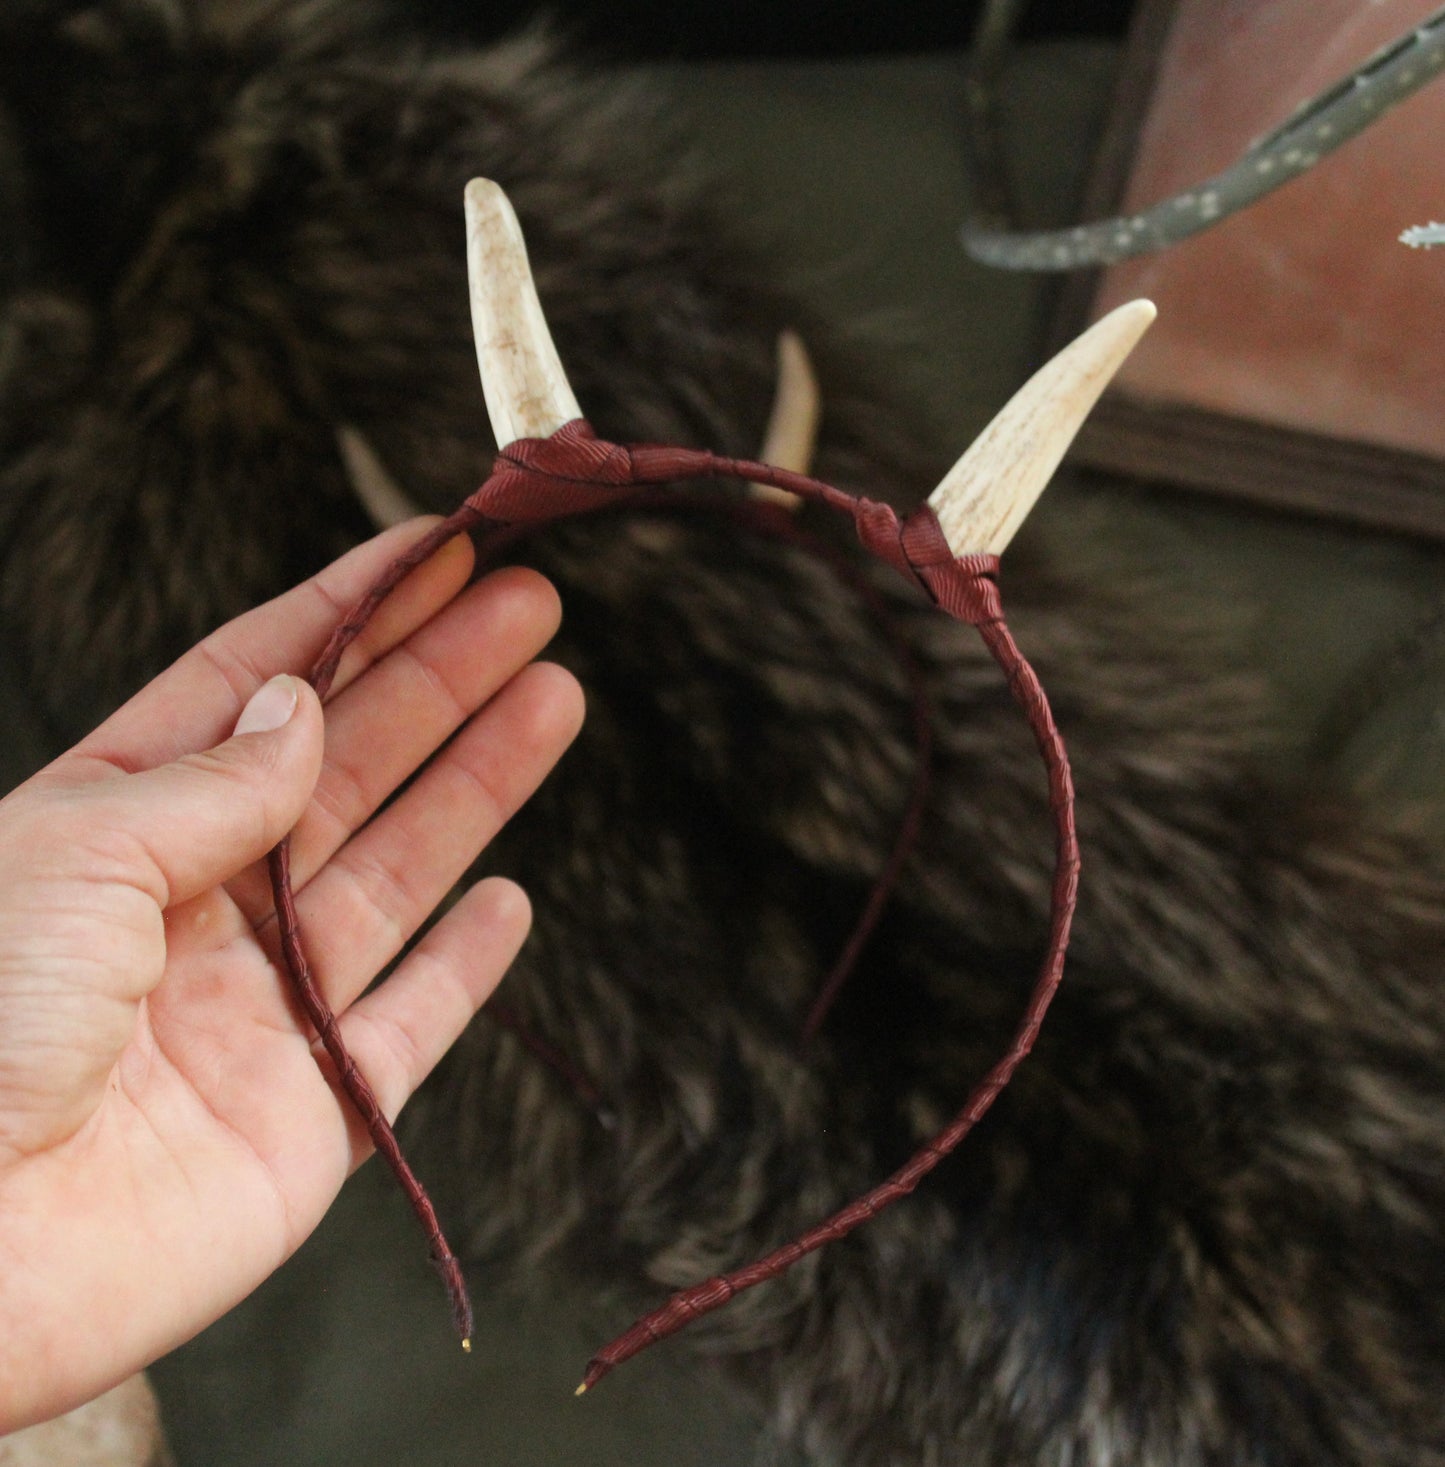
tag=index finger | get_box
[66,518,473,777]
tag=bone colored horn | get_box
[337,426,425,529]
[464,177,582,448]
[751,329,821,508]
[927,298,1156,556]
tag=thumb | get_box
[86,675,326,909]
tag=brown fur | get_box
[1,4,1442,1462]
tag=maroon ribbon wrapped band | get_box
[270,419,1079,1390]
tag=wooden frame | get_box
[1051,0,1445,544]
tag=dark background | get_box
[414,1,1138,60]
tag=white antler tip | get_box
[464,177,582,449]
[750,329,821,508]
[464,176,502,210]
[927,297,1155,556]
[1100,296,1157,351]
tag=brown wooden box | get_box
[1053,0,1445,542]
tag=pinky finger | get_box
[331,875,532,1167]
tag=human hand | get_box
[0,521,584,1431]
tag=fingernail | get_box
[233,675,299,736]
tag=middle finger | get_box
[228,564,562,923]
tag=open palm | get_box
[0,519,583,1431]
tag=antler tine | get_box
[928,299,1156,556]
[336,426,424,529]
[464,177,583,448]
[751,330,820,508]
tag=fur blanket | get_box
[2,3,1442,1462]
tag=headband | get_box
[267,179,1155,1391]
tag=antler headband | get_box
[266,179,1155,1391]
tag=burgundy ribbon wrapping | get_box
[269,419,1079,1387]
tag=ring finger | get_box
[258,659,583,1015]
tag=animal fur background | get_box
[2,2,1443,1462]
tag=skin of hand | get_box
[0,519,585,1432]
